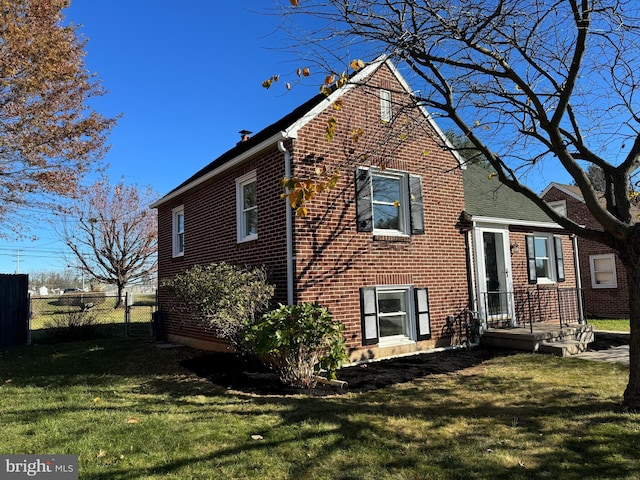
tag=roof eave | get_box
[150,130,291,209]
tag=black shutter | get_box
[359,287,379,345]
[409,175,425,235]
[554,236,565,282]
[414,288,431,340]
[355,168,373,232]
[525,235,537,284]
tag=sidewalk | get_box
[572,330,629,366]
[573,345,629,365]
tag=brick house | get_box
[152,57,473,361]
[542,183,629,318]
[462,164,581,329]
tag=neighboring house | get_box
[542,183,629,318]
[461,164,582,328]
[152,57,472,361]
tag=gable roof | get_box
[463,163,557,226]
[540,182,585,202]
[151,57,464,209]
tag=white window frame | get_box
[380,89,392,123]
[376,286,415,346]
[236,170,258,243]
[172,205,184,257]
[371,170,409,236]
[548,200,567,217]
[590,253,617,289]
[532,233,555,283]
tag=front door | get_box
[479,230,513,325]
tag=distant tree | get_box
[445,130,486,165]
[58,177,158,308]
[274,1,640,410]
[0,0,116,236]
[583,165,606,193]
[29,269,80,291]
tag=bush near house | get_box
[244,303,348,388]
[162,262,275,347]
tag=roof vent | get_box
[238,130,252,143]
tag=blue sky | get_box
[0,1,579,276]
[0,0,317,275]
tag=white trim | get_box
[380,88,393,122]
[473,226,515,325]
[541,183,585,202]
[236,170,258,243]
[472,216,561,229]
[375,285,416,346]
[151,131,289,209]
[589,253,617,289]
[384,59,466,168]
[172,205,184,257]
[547,200,567,217]
[152,56,466,210]
[531,232,557,284]
[370,169,410,236]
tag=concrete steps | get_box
[481,323,594,357]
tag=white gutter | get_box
[151,131,290,209]
[572,235,585,322]
[471,216,562,230]
[278,140,295,305]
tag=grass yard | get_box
[0,339,638,479]
[588,318,630,333]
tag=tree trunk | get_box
[622,234,640,411]
[114,283,124,309]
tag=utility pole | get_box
[15,249,20,274]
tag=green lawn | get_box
[0,339,638,479]
[588,318,630,332]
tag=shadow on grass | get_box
[1,338,638,479]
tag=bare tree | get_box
[58,177,158,308]
[277,0,640,410]
[0,0,116,236]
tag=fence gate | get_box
[0,274,29,348]
[124,292,155,338]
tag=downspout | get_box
[278,140,294,305]
[572,234,585,323]
[464,229,477,312]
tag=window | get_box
[590,254,617,289]
[236,171,257,243]
[547,200,567,217]
[525,234,565,284]
[355,167,424,236]
[380,89,392,122]
[172,206,184,257]
[360,286,431,346]
[372,173,405,231]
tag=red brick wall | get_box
[156,150,289,346]
[542,187,629,317]
[289,64,469,359]
[156,62,470,359]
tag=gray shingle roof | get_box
[463,163,553,223]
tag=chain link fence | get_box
[29,291,156,343]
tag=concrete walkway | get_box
[572,330,629,366]
[573,345,629,366]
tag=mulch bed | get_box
[181,346,517,396]
[180,332,628,397]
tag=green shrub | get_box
[162,263,274,347]
[244,303,348,389]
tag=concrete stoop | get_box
[481,323,594,357]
